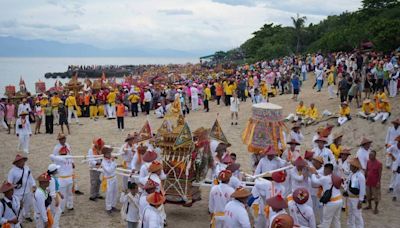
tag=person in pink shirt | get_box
[6,99,16,134]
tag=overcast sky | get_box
[1,0,362,52]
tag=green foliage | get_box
[218,3,400,63]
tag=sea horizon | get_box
[0,56,199,96]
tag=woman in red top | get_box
[365,150,382,214]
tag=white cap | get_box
[48,164,60,172]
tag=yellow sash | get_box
[47,208,54,228]
[252,203,259,218]
[264,205,270,218]
[100,176,115,192]
[2,223,11,228]
[330,195,342,202]
[210,212,225,228]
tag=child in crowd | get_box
[116,100,125,131]
[120,181,140,228]
[34,102,43,134]
[230,92,240,125]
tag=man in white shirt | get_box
[289,123,304,144]
[290,157,312,207]
[288,188,316,228]
[224,187,251,228]
[311,164,343,228]
[312,137,336,166]
[143,88,152,115]
[387,136,400,192]
[254,146,287,175]
[7,154,36,222]
[142,192,165,228]
[190,84,199,111]
[101,146,118,214]
[389,65,399,97]
[356,138,373,171]
[17,98,31,116]
[0,182,21,228]
[120,181,140,228]
[282,139,301,163]
[385,119,400,168]
[209,170,234,228]
[138,150,158,186]
[15,112,32,154]
[346,158,366,228]
[33,173,52,228]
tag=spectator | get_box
[365,150,382,214]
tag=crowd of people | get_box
[0,49,400,228]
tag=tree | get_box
[362,0,398,9]
[291,13,307,53]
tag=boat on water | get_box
[45,68,131,79]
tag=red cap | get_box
[293,156,307,168]
[304,150,314,159]
[293,188,309,204]
[142,151,157,163]
[271,171,286,183]
[0,182,15,193]
[218,170,232,182]
[266,194,288,210]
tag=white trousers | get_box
[15,192,33,219]
[106,176,118,210]
[59,178,74,211]
[255,214,267,228]
[374,112,389,122]
[34,214,46,228]
[328,85,335,98]
[358,112,376,119]
[338,116,348,126]
[393,173,400,198]
[319,202,342,228]
[312,195,322,224]
[0,114,8,129]
[191,96,198,110]
[67,107,79,123]
[107,104,116,118]
[18,134,30,153]
[347,198,364,228]
[50,201,62,228]
[389,80,398,97]
[52,109,59,124]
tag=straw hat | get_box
[37,172,51,182]
[12,154,27,165]
[19,111,28,117]
[266,194,288,210]
[333,132,343,141]
[226,163,241,173]
[231,187,252,199]
[271,171,286,183]
[148,161,163,173]
[359,138,372,146]
[312,156,324,164]
[263,145,277,156]
[340,148,351,155]
[218,170,232,182]
[314,136,327,143]
[146,192,165,206]
[142,151,158,163]
[101,145,113,155]
[293,188,309,204]
[0,182,15,193]
[57,133,66,140]
[271,214,294,228]
[287,139,300,146]
[193,127,208,137]
[349,157,362,169]
[391,118,400,125]
[304,150,314,159]
[124,132,137,142]
[143,179,159,190]
[294,157,307,168]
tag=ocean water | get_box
[0,57,198,95]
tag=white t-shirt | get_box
[230,97,240,112]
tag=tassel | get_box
[47,208,54,228]
[101,177,107,192]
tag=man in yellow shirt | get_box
[330,133,343,160]
[40,95,49,108]
[106,89,117,119]
[327,70,335,99]
[65,91,79,124]
[225,82,234,106]
[338,101,351,126]
[304,103,319,125]
[50,93,62,124]
[203,85,211,112]
[358,99,376,120]
[128,91,140,117]
[373,98,391,123]
[285,101,307,122]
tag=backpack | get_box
[319,185,333,204]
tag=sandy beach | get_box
[1,77,400,228]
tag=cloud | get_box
[0,19,80,32]
[47,0,85,16]
[158,8,193,15]
[211,0,257,7]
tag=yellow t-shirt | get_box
[339,106,350,116]
[307,107,319,119]
[107,92,117,105]
[225,84,234,96]
[128,94,140,103]
[204,87,211,100]
[40,99,49,108]
[65,96,77,108]
[330,144,342,160]
[378,103,391,112]
[362,103,374,113]
[261,84,268,97]
[296,105,307,116]
[248,77,254,87]
[327,73,334,85]
[50,96,61,108]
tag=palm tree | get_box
[291,13,307,53]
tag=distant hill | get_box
[0,36,206,57]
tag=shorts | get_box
[59,118,68,125]
[293,89,299,95]
[366,186,381,201]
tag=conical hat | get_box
[12,154,27,164]
[359,137,372,146]
[148,161,163,173]
[209,119,230,146]
[0,182,15,193]
[349,157,362,169]
[142,151,158,163]
[231,187,251,199]
[294,157,307,167]
[146,192,165,206]
[391,118,400,125]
